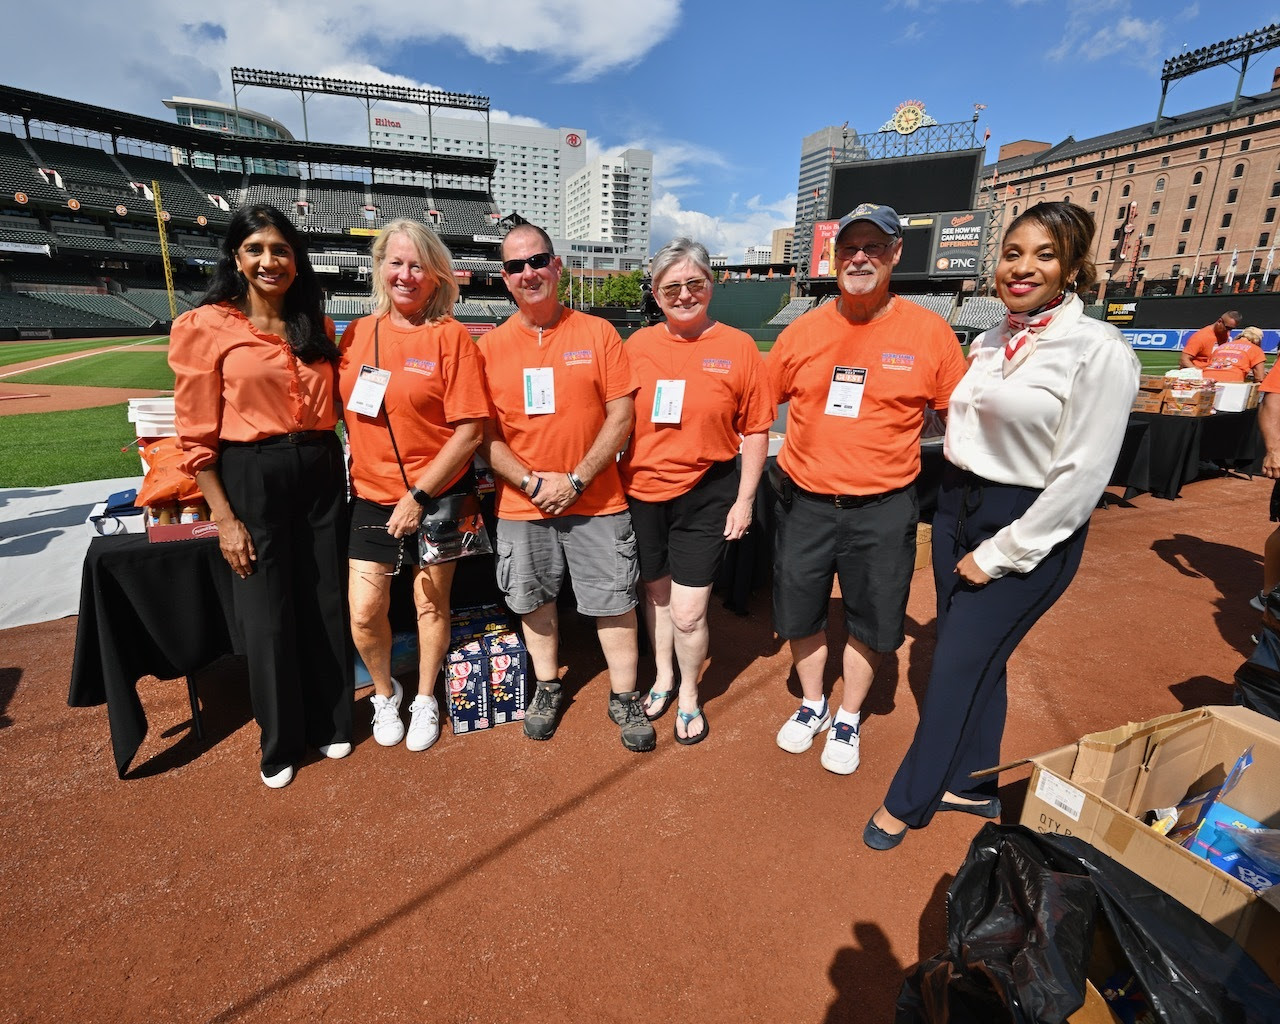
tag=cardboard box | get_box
[1162,387,1215,417]
[1130,390,1165,414]
[1248,383,1262,410]
[146,520,220,543]
[450,603,508,641]
[914,522,932,571]
[484,629,529,726]
[444,634,493,734]
[988,706,1280,983]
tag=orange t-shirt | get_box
[1261,360,1280,394]
[1200,339,1264,383]
[767,297,967,494]
[619,322,775,502]
[478,307,639,520]
[169,303,339,477]
[339,313,490,505]
[1181,325,1219,368]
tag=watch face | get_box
[893,106,923,135]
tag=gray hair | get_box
[649,237,713,290]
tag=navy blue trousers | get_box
[884,464,1087,829]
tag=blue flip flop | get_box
[674,706,708,745]
[643,687,674,721]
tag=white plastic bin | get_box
[127,397,176,472]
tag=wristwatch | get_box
[410,487,432,506]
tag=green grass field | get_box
[5,351,175,390]
[0,403,143,487]
[0,336,166,368]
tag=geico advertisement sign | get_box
[1122,329,1180,349]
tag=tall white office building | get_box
[563,148,653,265]
[369,113,587,237]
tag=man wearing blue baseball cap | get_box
[765,203,967,777]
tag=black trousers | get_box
[219,433,352,774]
[884,464,1088,829]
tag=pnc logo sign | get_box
[936,256,976,270]
[565,133,582,147]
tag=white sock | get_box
[802,696,827,715]
[834,707,861,730]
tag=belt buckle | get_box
[833,494,858,509]
[286,432,303,443]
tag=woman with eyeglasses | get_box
[864,202,1139,849]
[619,237,775,744]
[339,219,489,751]
[169,203,352,789]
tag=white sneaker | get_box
[318,741,352,759]
[370,677,405,746]
[260,765,294,789]
[776,701,830,753]
[820,718,861,775]
[406,694,441,752]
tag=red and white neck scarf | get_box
[1003,292,1066,377]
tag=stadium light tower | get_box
[1155,23,1280,128]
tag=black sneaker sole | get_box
[523,724,557,741]
[620,733,656,752]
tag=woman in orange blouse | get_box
[170,204,352,790]
[339,220,487,753]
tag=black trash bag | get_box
[896,824,1280,1024]
[1234,626,1280,722]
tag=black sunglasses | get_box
[502,252,554,275]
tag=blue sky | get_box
[4,1,1278,259]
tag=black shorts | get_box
[628,458,739,587]
[771,482,918,650]
[1271,478,1280,522]
[348,468,476,565]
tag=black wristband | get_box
[409,487,431,507]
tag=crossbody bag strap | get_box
[375,319,412,491]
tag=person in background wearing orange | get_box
[766,203,967,777]
[169,204,352,790]
[619,238,775,744]
[477,223,653,752]
[1180,309,1240,369]
[1200,324,1266,383]
[339,220,488,753]
[1252,345,1280,612]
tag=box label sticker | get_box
[1035,772,1085,822]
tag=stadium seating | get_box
[2,291,136,328]
[324,295,375,317]
[951,296,1005,331]
[426,189,501,237]
[20,290,157,327]
[767,297,815,326]
[484,300,517,317]
[902,293,958,319]
[49,223,124,253]
[371,185,431,223]
[115,153,230,224]
[1083,303,1106,321]
[452,301,491,317]
[23,138,138,214]
[240,174,303,218]
[0,132,67,204]
[182,166,243,214]
[305,179,372,233]
[120,288,195,321]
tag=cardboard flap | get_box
[1128,717,1215,816]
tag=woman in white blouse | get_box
[864,202,1139,850]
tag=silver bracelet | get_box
[567,472,585,494]
[520,473,531,492]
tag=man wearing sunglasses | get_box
[477,223,653,752]
[766,203,967,777]
[1180,309,1241,370]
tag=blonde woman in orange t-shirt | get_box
[339,220,488,753]
[620,238,774,744]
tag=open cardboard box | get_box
[982,705,1280,984]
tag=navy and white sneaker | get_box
[776,701,831,754]
[820,717,861,775]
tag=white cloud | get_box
[1048,1,1166,66]
[652,190,796,263]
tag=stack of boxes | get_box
[1130,374,1220,417]
[443,604,529,734]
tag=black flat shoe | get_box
[937,795,1001,819]
[863,811,907,851]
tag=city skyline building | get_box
[564,147,653,268]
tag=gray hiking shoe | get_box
[609,690,656,752]
[524,681,563,741]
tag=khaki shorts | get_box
[495,512,639,618]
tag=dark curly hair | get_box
[200,204,338,363]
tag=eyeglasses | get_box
[835,242,894,261]
[354,525,405,576]
[502,252,554,275]
[658,278,710,300]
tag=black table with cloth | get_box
[68,534,239,777]
[1120,408,1263,500]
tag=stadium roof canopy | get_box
[0,84,496,178]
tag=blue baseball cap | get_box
[836,203,902,239]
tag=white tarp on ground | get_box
[0,476,142,630]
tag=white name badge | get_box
[348,364,391,417]
[523,367,555,415]
[824,365,867,418]
[651,379,685,424]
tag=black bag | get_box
[1234,626,1280,722]
[416,489,493,565]
[896,823,1280,1024]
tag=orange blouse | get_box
[169,303,339,476]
